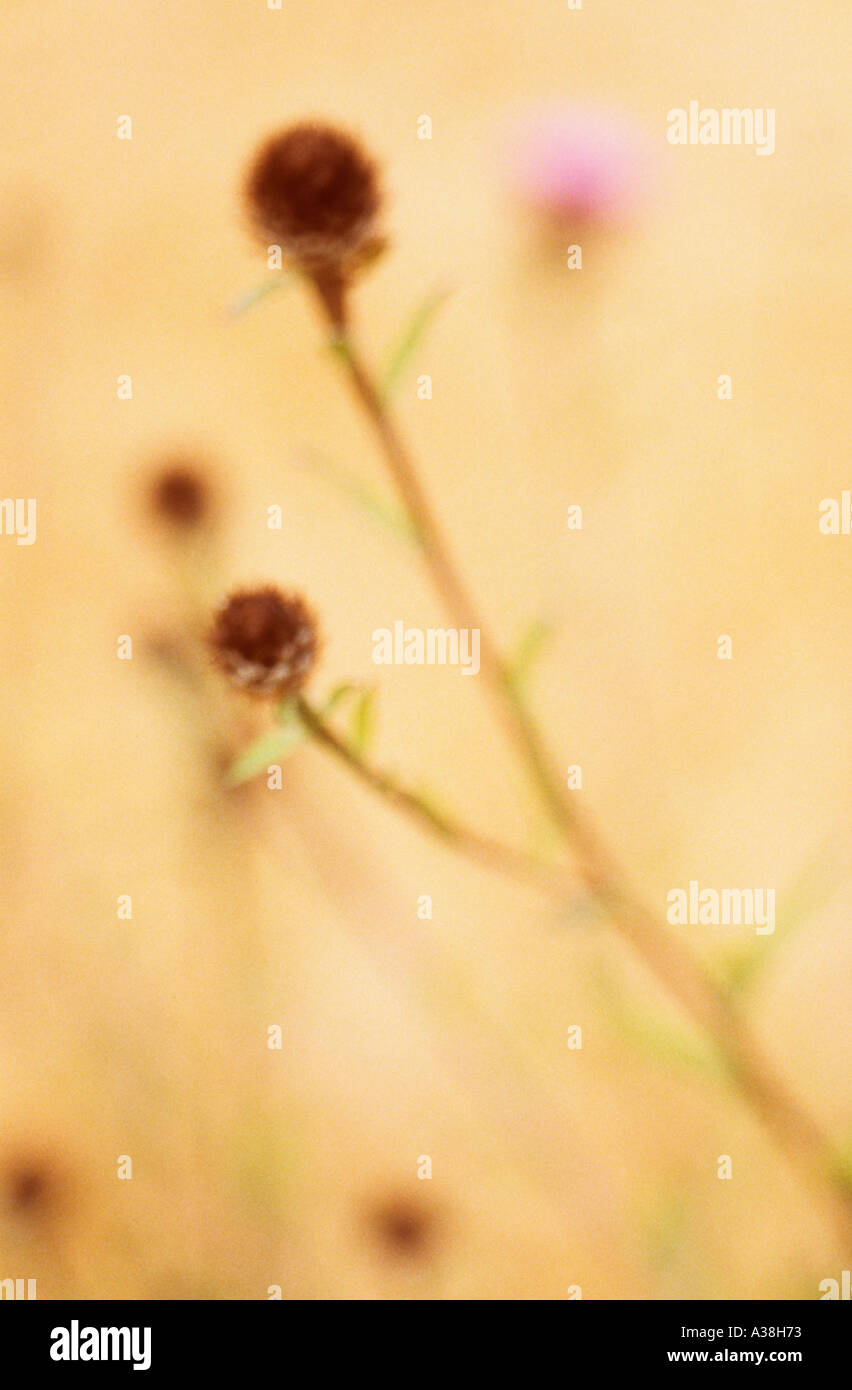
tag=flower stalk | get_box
[238,120,852,1246]
[317,308,852,1248]
[295,695,580,899]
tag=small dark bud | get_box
[210,586,319,696]
[149,463,212,529]
[244,122,383,314]
[3,1151,68,1224]
[366,1195,437,1260]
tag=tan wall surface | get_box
[0,0,849,1298]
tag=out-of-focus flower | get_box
[503,104,656,228]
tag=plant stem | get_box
[296,696,579,899]
[334,328,589,844]
[320,306,852,1243]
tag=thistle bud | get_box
[244,121,383,324]
[149,462,212,530]
[209,586,319,697]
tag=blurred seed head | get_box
[244,122,384,323]
[147,458,216,533]
[2,1149,69,1226]
[366,1194,438,1261]
[210,586,319,697]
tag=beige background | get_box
[0,0,849,1297]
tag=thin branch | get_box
[334,330,590,845]
[320,309,852,1243]
[295,696,580,900]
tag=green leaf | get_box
[642,1191,690,1271]
[227,273,294,319]
[225,707,307,788]
[612,1007,722,1077]
[380,285,452,401]
[316,682,377,755]
[594,959,722,1078]
[505,619,554,697]
[408,783,456,836]
[321,683,361,717]
[349,688,377,756]
[296,448,418,543]
[720,836,844,994]
[325,333,352,363]
[829,1136,852,1194]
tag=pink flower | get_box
[504,104,656,227]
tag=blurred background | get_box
[0,0,849,1298]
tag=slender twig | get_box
[302,690,850,1237]
[332,329,589,847]
[317,307,852,1243]
[296,696,580,900]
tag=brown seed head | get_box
[149,463,211,529]
[366,1194,438,1261]
[3,1150,69,1225]
[210,586,319,696]
[245,122,382,270]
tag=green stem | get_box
[315,305,852,1246]
[296,696,578,899]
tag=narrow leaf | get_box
[225,714,306,788]
[349,688,377,756]
[321,683,361,717]
[505,619,554,696]
[409,783,457,836]
[295,448,418,543]
[325,334,352,364]
[830,1136,852,1193]
[642,1192,690,1270]
[594,960,722,1077]
[380,285,452,401]
[227,273,293,319]
[721,836,844,994]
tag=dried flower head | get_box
[210,586,319,696]
[2,1147,72,1226]
[149,462,212,529]
[365,1194,438,1261]
[246,122,381,263]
